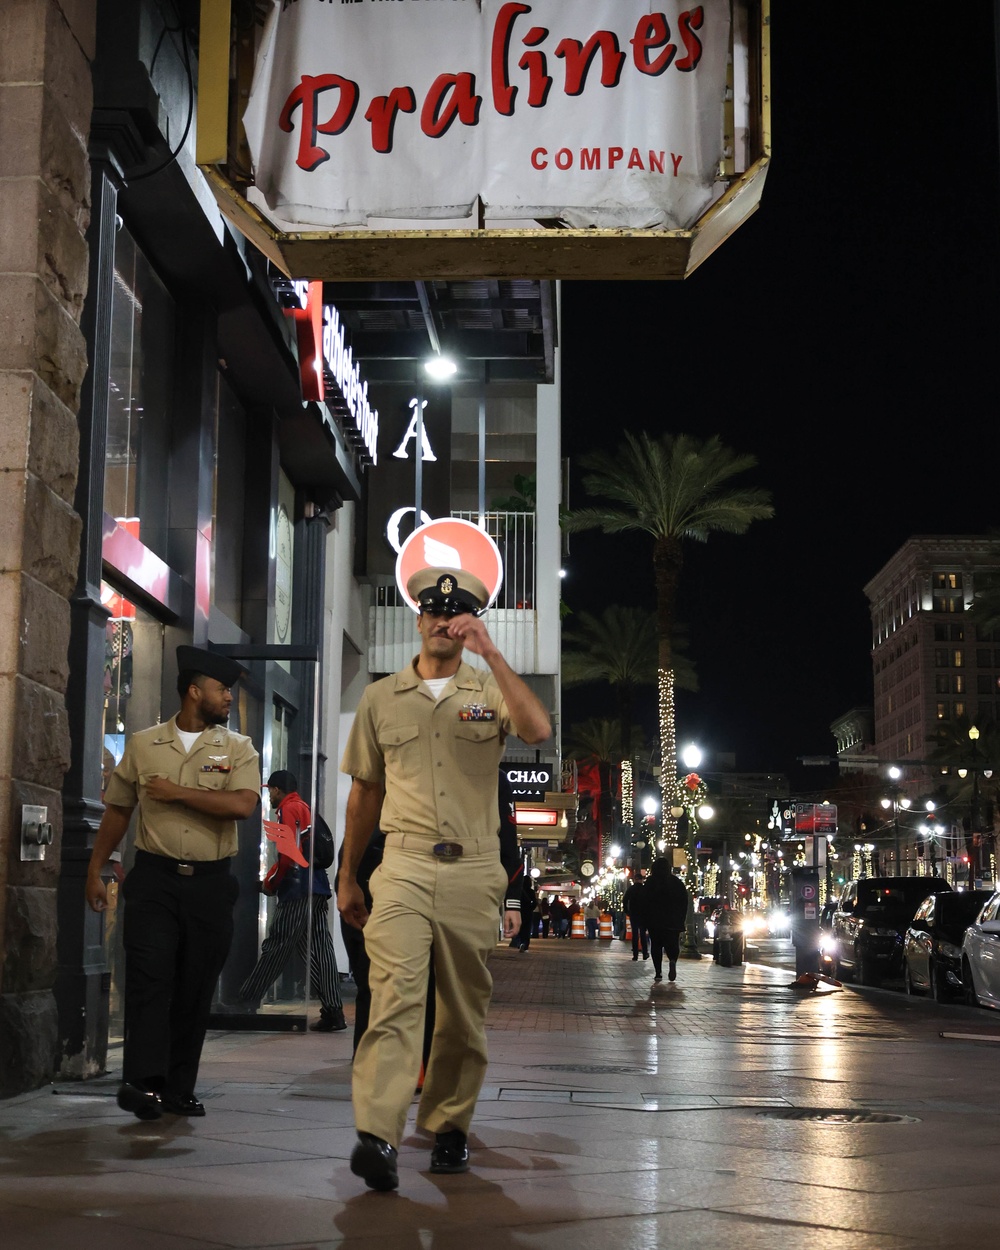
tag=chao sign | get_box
[244,0,731,232]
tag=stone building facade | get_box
[0,0,94,1094]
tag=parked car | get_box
[829,876,952,987]
[767,907,791,937]
[962,890,1000,1011]
[903,889,994,1001]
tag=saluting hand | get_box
[445,614,495,658]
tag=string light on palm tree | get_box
[563,433,774,861]
[621,758,634,833]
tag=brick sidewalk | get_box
[1,933,999,1249]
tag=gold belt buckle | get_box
[432,842,464,860]
[177,862,195,876]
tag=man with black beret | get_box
[338,566,551,1191]
[86,645,261,1121]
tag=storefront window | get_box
[99,582,165,1042]
[104,223,175,561]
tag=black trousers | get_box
[121,854,237,1095]
[629,916,648,958]
[648,928,681,978]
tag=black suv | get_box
[830,877,952,987]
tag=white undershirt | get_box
[175,728,203,753]
[422,677,451,700]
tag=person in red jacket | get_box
[239,771,346,1031]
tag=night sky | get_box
[559,5,1000,789]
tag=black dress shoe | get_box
[350,1132,399,1191]
[668,963,677,982]
[160,1092,206,1117]
[429,1129,469,1174]
[311,1007,347,1032]
[117,1082,163,1121]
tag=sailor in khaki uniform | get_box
[338,567,551,1191]
[86,646,260,1121]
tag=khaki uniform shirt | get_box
[104,715,261,861]
[340,659,511,840]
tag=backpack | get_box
[311,812,335,871]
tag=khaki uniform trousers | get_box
[352,836,508,1147]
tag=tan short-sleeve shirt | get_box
[340,660,510,840]
[104,715,261,860]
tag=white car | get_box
[961,890,1000,1010]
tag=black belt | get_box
[135,849,231,877]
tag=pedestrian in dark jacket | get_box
[640,859,689,982]
[622,875,648,960]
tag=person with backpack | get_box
[238,770,347,1031]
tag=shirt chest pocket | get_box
[453,722,500,774]
[378,724,421,779]
[196,771,229,790]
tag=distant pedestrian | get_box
[584,897,600,939]
[539,895,552,937]
[623,874,649,960]
[549,895,568,937]
[640,860,689,982]
[515,875,538,950]
[239,771,346,1032]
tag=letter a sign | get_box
[396,518,504,613]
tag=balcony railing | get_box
[370,511,538,674]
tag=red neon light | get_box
[514,809,558,826]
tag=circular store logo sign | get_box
[395,517,504,612]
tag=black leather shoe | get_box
[160,1092,206,1117]
[429,1129,469,1174]
[117,1082,163,1121]
[668,963,677,982]
[311,1008,347,1032]
[350,1133,399,1191]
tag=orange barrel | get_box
[625,915,633,941]
[571,910,586,939]
[599,912,613,939]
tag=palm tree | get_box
[564,432,773,837]
[565,716,648,862]
[563,606,677,755]
[563,604,696,850]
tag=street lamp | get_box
[881,766,912,870]
[669,766,713,960]
[634,795,659,872]
[963,725,994,885]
